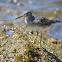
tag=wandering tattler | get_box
[15,11,61,25]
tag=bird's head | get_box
[15,11,32,20]
[24,11,32,17]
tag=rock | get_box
[50,38,62,44]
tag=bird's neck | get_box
[25,16,32,23]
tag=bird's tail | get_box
[50,20,62,23]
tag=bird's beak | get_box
[15,14,25,20]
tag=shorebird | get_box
[15,11,61,25]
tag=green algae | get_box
[0,24,62,62]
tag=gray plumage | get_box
[15,11,61,25]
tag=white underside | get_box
[25,17,28,24]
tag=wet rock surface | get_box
[0,25,62,62]
[0,0,62,62]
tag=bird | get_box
[15,11,61,25]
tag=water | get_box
[0,0,62,12]
[6,30,14,36]
[49,23,62,43]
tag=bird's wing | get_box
[34,16,50,24]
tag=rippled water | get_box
[0,0,62,42]
[0,0,62,12]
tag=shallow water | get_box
[48,23,62,42]
[0,0,62,42]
